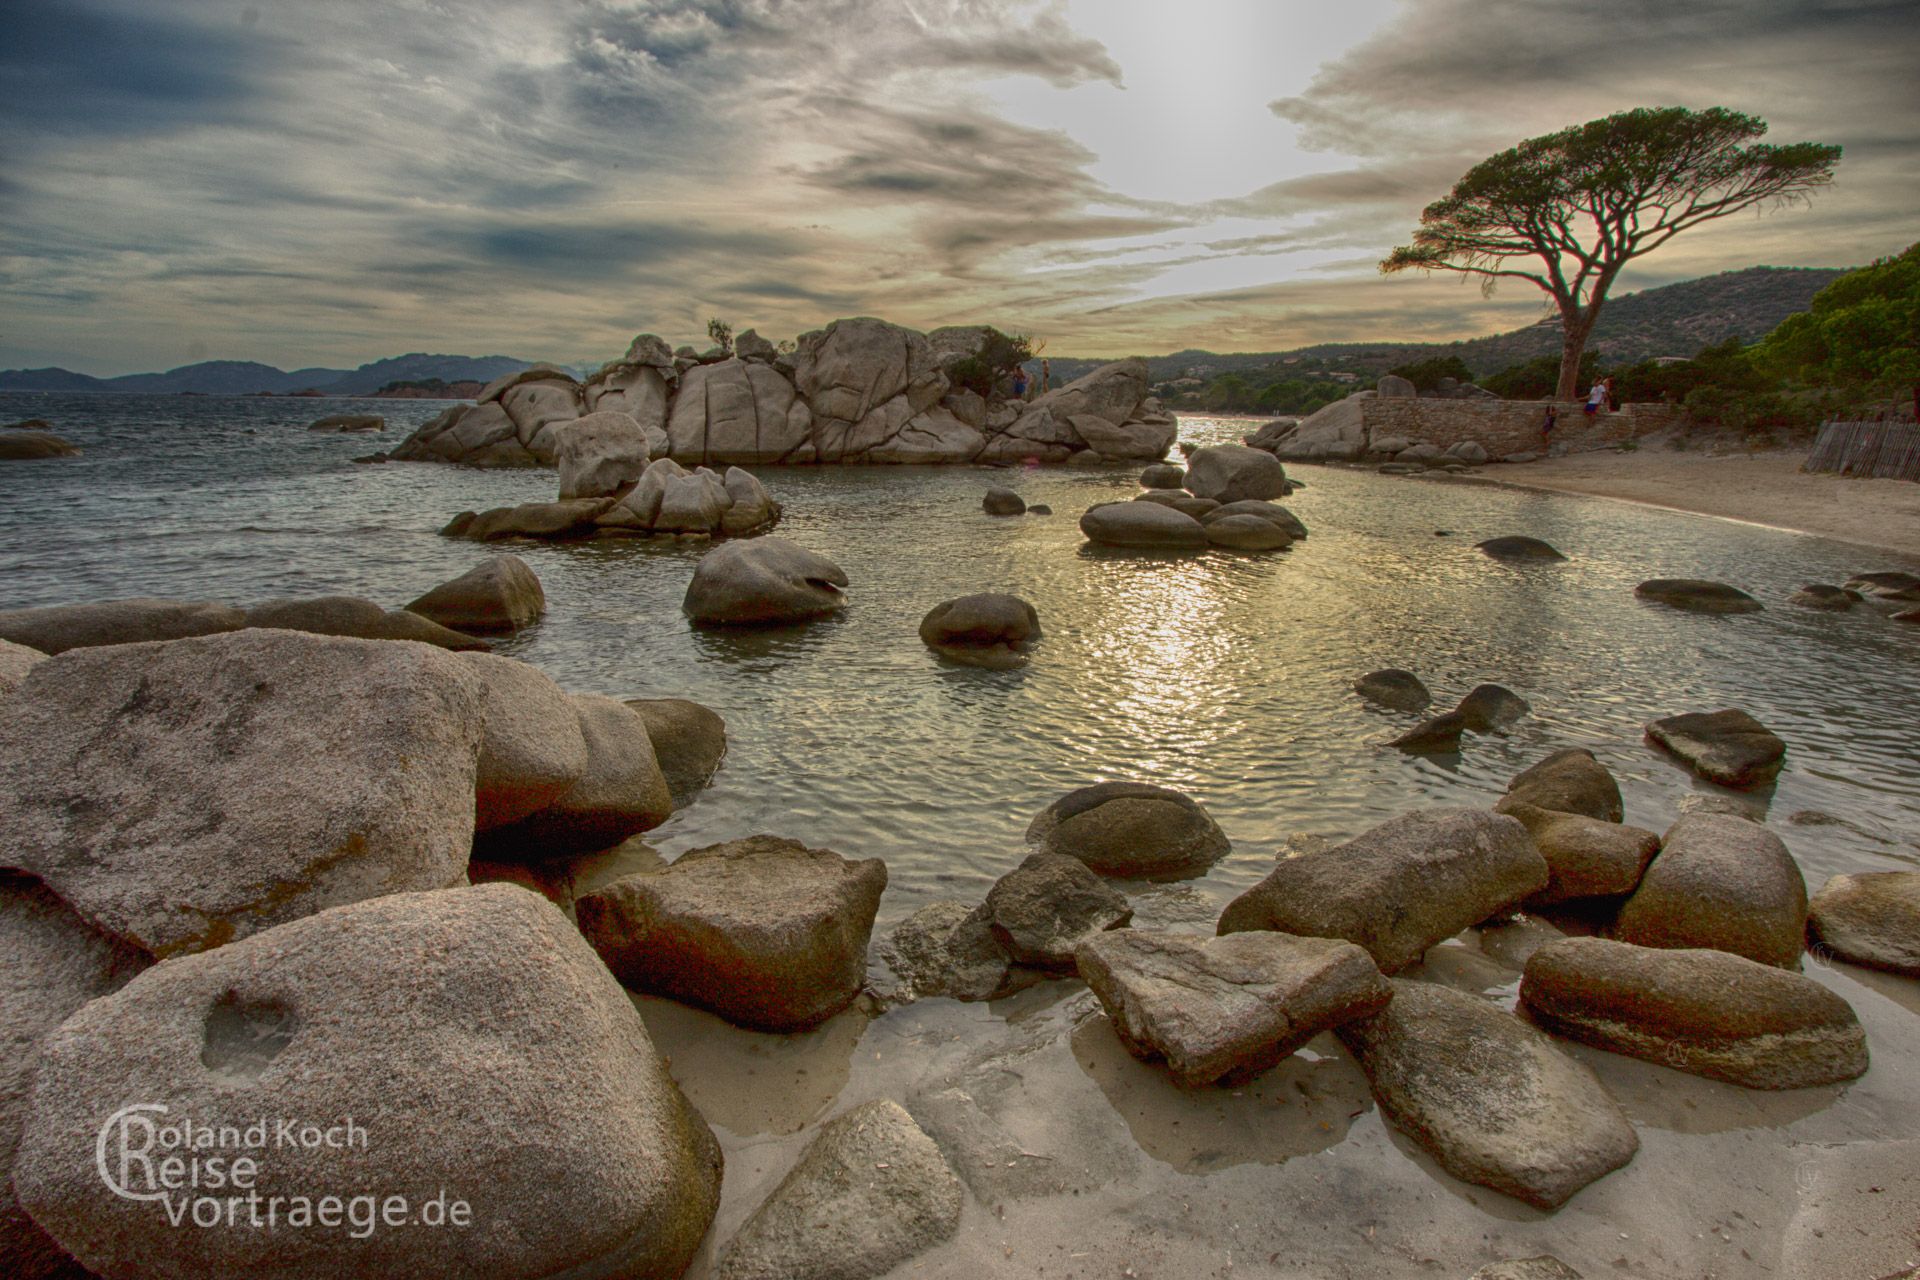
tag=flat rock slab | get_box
[1075,929,1390,1086]
[1025,780,1229,878]
[1354,668,1431,711]
[1635,578,1763,613]
[576,835,887,1031]
[0,598,245,654]
[1219,808,1547,973]
[1520,937,1868,1089]
[406,554,546,632]
[1614,814,1808,968]
[1337,979,1639,1210]
[1499,801,1661,904]
[684,537,848,626]
[1500,748,1623,823]
[985,851,1131,969]
[1645,708,1786,788]
[0,630,485,956]
[713,1099,962,1280]
[13,884,723,1280]
[1809,870,1920,976]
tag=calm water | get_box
[3,392,1917,929]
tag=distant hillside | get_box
[0,353,538,396]
[1043,265,1846,384]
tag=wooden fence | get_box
[1802,420,1920,481]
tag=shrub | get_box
[948,328,1035,399]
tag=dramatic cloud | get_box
[0,0,1911,372]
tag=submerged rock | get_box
[1218,808,1547,973]
[1390,709,1469,752]
[1499,748,1623,823]
[684,537,848,626]
[1455,682,1531,732]
[624,697,727,808]
[1336,979,1638,1209]
[712,1100,962,1280]
[982,485,1026,515]
[305,413,383,432]
[1025,780,1229,879]
[1614,814,1807,968]
[1520,937,1868,1089]
[12,884,724,1280]
[1645,708,1786,788]
[1201,499,1308,539]
[0,598,245,654]
[0,432,80,459]
[463,498,611,541]
[1635,578,1764,613]
[1789,584,1860,611]
[1076,929,1390,1086]
[1476,536,1566,561]
[1204,513,1292,550]
[575,835,887,1031]
[405,554,546,633]
[0,630,484,956]
[1079,500,1208,549]
[1808,871,1920,976]
[985,851,1131,970]
[919,593,1041,668]
[1354,668,1432,711]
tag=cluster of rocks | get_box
[1079,445,1307,551]
[0,555,549,658]
[1354,669,1533,752]
[1638,569,1920,620]
[387,319,1177,469]
[447,455,781,545]
[1243,394,1506,468]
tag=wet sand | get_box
[1488,443,1920,559]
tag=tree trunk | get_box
[1554,304,1597,402]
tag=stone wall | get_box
[1357,398,1681,456]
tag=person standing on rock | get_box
[1011,366,1029,400]
[1040,358,1052,393]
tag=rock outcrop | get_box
[13,884,724,1280]
[1182,445,1287,502]
[1520,937,1869,1089]
[880,901,1037,1003]
[1337,980,1639,1209]
[0,630,485,956]
[391,321,1175,467]
[1498,801,1661,904]
[1218,808,1548,973]
[576,835,886,1031]
[1076,929,1391,1086]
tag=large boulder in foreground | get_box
[0,630,484,956]
[1337,980,1639,1209]
[405,554,547,633]
[985,852,1131,970]
[1182,444,1287,502]
[1025,781,1229,879]
[1076,929,1390,1086]
[13,885,723,1280]
[0,598,245,654]
[1644,708,1786,788]
[2,874,148,1279]
[1635,578,1763,613]
[684,537,848,626]
[1498,747,1622,823]
[0,639,44,699]
[919,594,1041,669]
[1614,814,1807,968]
[624,697,727,808]
[1520,937,1868,1089]
[1808,870,1920,976]
[1218,808,1547,973]
[712,1100,962,1280]
[1079,501,1208,549]
[576,835,887,1031]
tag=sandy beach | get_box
[1488,440,1920,559]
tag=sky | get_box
[0,0,1914,375]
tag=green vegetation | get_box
[705,318,734,355]
[1758,243,1919,410]
[948,328,1035,399]
[1386,355,1475,391]
[1383,106,1841,400]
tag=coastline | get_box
[1461,443,1920,560]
